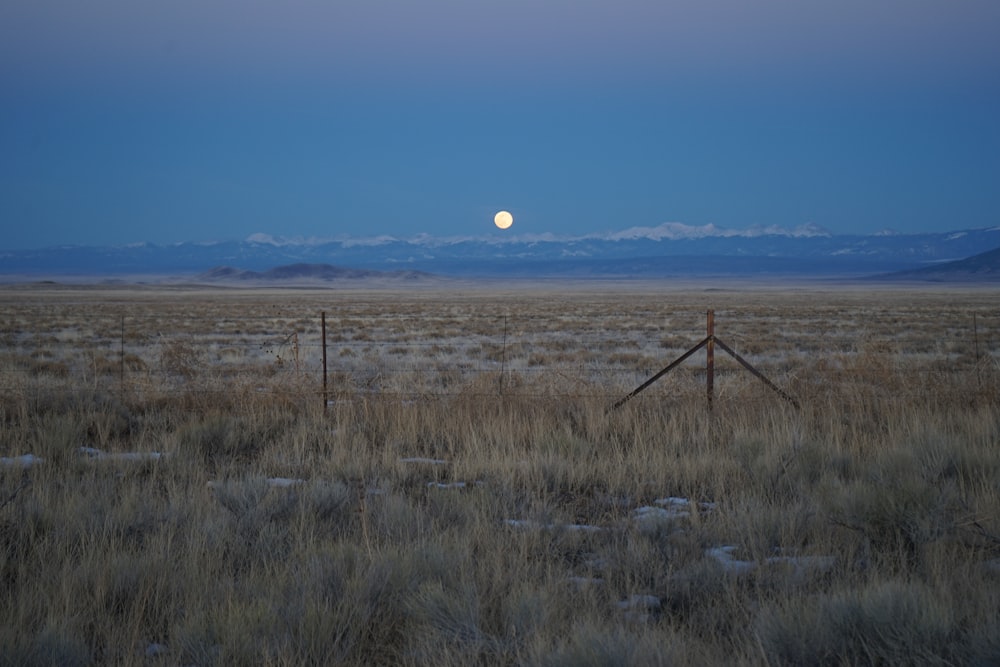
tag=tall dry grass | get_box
[1,284,998,665]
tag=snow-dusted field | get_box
[1,284,998,664]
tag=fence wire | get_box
[2,305,998,410]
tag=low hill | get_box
[196,263,438,283]
[879,246,1000,282]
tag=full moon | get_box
[494,210,513,229]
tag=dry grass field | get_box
[1,282,999,665]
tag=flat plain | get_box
[1,282,999,665]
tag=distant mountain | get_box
[196,263,437,283]
[879,245,1000,282]
[3,223,1000,280]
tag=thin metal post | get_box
[120,315,125,399]
[321,311,328,412]
[973,312,984,392]
[499,314,507,395]
[706,309,715,409]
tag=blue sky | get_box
[2,0,999,249]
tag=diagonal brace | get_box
[610,335,711,410]
[712,337,800,409]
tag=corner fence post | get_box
[706,309,715,410]
[321,311,328,413]
[610,308,798,412]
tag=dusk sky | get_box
[2,1,999,249]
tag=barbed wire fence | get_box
[1,307,998,414]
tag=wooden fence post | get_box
[120,315,125,400]
[706,309,715,410]
[321,311,328,412]
[499,314,507,395]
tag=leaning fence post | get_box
[321,311,328,412]
[610,335,712,410]
[712,337,800,409]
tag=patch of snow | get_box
[338,235,400,248]
[706,546,835,577]
[78,447,167,462]
[654,496,717,511]
[246,232,281,245]
[0,453,43,468]
[266,477,305,488]
[427,481,483,489]
[633,505,690,524]
[119,452,166,461]
[633,497,716,527]
[245,232,333,246]
[706,546,758,575]
[598,221,830,242]
[206,477,305,490]
[603,222,729,241]
[563,523,607,533]
[399,457,448,465]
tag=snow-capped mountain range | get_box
[3,223,999,279]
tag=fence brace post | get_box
[610,309,799,411]
[321,311,328,412]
